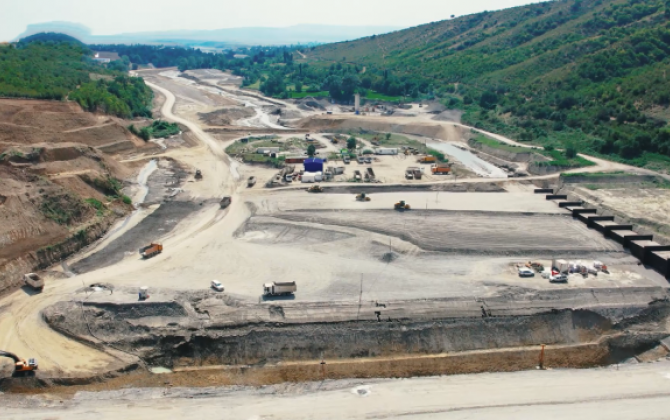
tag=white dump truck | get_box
[263,281,297,296]
[24,273,44,291]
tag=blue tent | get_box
[304,158,324,172]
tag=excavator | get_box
[355,192,371,202]
[394,200,411,211]
[0,350,38,377]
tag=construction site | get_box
[2,67,670,398]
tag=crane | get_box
[0,350,38,376]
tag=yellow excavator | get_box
[356,192,371,202]
[394,200,411,211]
[0,350,38,377]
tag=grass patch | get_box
[355,132,424,148]
[471,135,536,153]
[363,91,404,101]
[561,171,626,178]
[536,149,595,168]
[289,91,329,98]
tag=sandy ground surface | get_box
[5,361,670,419]
[1,68,669,381]
[572,187,670,229]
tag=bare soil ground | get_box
[570,186,670,241]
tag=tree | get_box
[295,81,303,93]
[307,144,316,156]
[385,133,391,141]
[347,137,357,150]
[565,143,578,159]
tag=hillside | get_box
[306,0,670,170]
[0,41,153,117]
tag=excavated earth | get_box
[42,286,670,370]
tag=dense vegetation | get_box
[0,38,152,118]
[307,0,670,169]
[94,44,405,101]
[71,76,152,118]
[129,120,180,140]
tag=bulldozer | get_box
[0,350,38,377]
[307,185,324,193]
[394,200,411,211]
[356,192,371,202]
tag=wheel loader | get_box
[356,193,371,202]
[394,200,411,211]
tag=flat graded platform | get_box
[271,210,621,253]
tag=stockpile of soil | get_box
[198,107,255,126]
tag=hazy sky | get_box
[3,0,541,41]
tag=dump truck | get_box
[263,281,297,296]
[431,164,451,175]
[418,155,437,163]
[367,167,376,181]
[140,243,163,259]
[220,195,232,209]
[247,176,256,187]
[405,168,415,179]
[394,200,411,211]
[413,169,423,180]
[24,273,44,291]
[356,193,371,201]
[0,350,38,376]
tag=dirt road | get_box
[5,362,670,419]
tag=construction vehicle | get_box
[247,176,256,187]
[139,243,163,259]
[405,168,415,179]
[195,169,203,180]
[308,185,324,193]
[0,350,38,377]
[413,169,423,180]
[220,195,232,209]
[394,200,411,211]
[263,281,297,296]
[139,286,149,300]
[24,273,44,291]
[431,164,452,175]
[356,193,371,201]
[354,170,362,181]
[367,167,376,181]
[418,155,437,163]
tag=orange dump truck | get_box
[418,155,437,163]
[431,164,451,175]
[140,243,163,259]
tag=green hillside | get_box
[0,40,152,118]
[306,0,670,169]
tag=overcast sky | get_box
[2,0,542,41]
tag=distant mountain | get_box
[14,22,403,47]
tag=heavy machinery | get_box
[24,273,44,291]
[139,243,163,259]
[220,195,232,209]
[263,281,297,296]
[356,193,371,202]
[195,169,203,180]
[247,176,256,187]
[431,164,452,175]
[394,200,411,211]
[0,351,38,377]
[308,185,324,193]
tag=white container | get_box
[315,171,323,182]
[375,148,399,155]
[301,173,316,183]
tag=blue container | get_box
[304,158,324,172]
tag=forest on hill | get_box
[0,39,152,118]
[307,0,670,168]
